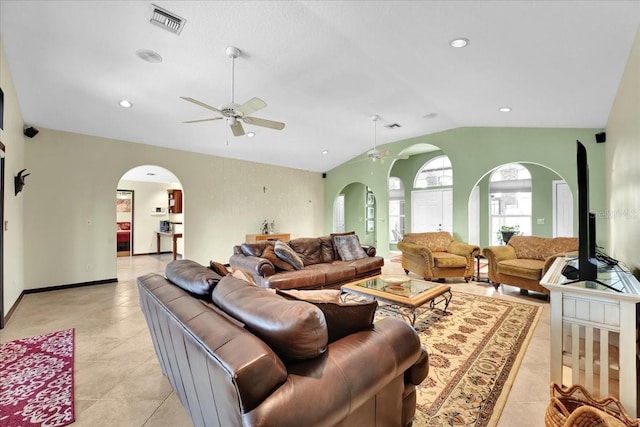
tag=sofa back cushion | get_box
[240,241,268,257]
[165,259,222,300]
[319,235,337,263]
[403,232,453,252]
[509,236,578,260]
[289,237,325,265]
[212,275,328,360]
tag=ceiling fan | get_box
[181,46,285,137]
[355,115,408,163]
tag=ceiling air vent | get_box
[385,123,402,129]
[150,5,186,35]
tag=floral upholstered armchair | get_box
[397,231,480,282]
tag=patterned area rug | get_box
[0,329,75,427]
[377,291,541,426]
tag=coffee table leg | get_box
[429,289,452,314]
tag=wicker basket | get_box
[544,383,639,427]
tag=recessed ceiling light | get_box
[322,150,328,155]
[119,100,133,108]
[450,38,469,48]
[246,132,255,137]
[499,107,512,112]
[136,49,163,63]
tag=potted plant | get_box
[497,225,521,244]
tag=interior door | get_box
[412,189,452,232]
[334,194,345,232]
[553,180,573,237]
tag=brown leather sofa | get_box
[229,234,384,290]
[483,235,578,295]
[138,260,428,427]
[397,231,479,282]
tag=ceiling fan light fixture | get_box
[136,49,163,63]
[450,37,470,48]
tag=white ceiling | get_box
[1,1,638,174]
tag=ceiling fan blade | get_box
[230,121,245,136]
[180,96,222,114]
[236,97,267,116]
[242,116,285,130]
[182,117,223,124]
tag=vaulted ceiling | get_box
[1,1,638,173]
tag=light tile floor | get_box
[0,255,551,426]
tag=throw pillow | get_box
[165,259,222,300]
[274,240,304,270]
[262,244,295,271]
[276,289,377,343]
[212,275,328,359]
[333,234,368,261]
[209,260,230,277]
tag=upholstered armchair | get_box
[397,231,479,282]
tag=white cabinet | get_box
[541,258,640,416]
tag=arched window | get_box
[414,155,452,189]
[388,177,405,243]
[489,163,532,244]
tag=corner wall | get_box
[0,38,26,317]
[606,26,640,277]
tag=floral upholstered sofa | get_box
[397,231,479,281]
[483,235,578,295]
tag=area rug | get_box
[0,329,75,427]
[377,291,541,426]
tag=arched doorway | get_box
[467,162,572,247]
[116,165,184,262]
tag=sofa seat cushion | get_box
[498,259,545,281]
[276,289,377,343]
[306,263,356,284]
[432,252,467,268]
[339,256,385,275]
[263,268,327,290]
[212,275,328,359]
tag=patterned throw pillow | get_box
[276,289,377,343]
[262,244,295,271]
[333,234,368,261]
[274,240,304,270]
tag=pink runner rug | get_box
[0,329,75,427]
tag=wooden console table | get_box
[156,231,182,260]
[541,257,640,416]
[245,233,290,243]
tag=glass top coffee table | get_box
[341,275,452,325]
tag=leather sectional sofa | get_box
[138,260,429,427]
[483,235,578,295]
[228,234,384,290]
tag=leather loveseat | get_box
[397,231,479,282]
[483,235,578,295]
[138,260,429,427]
[228,234,384,290]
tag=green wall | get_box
[324,127,605,257]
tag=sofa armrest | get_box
[482,245,517,262]
[243,317,424,426]
[397,241,433,258]
[447,241,480,258]
[482,245,517,283]
[405,347,429,385]
[229,254,276,278]
[361,245,377,257]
